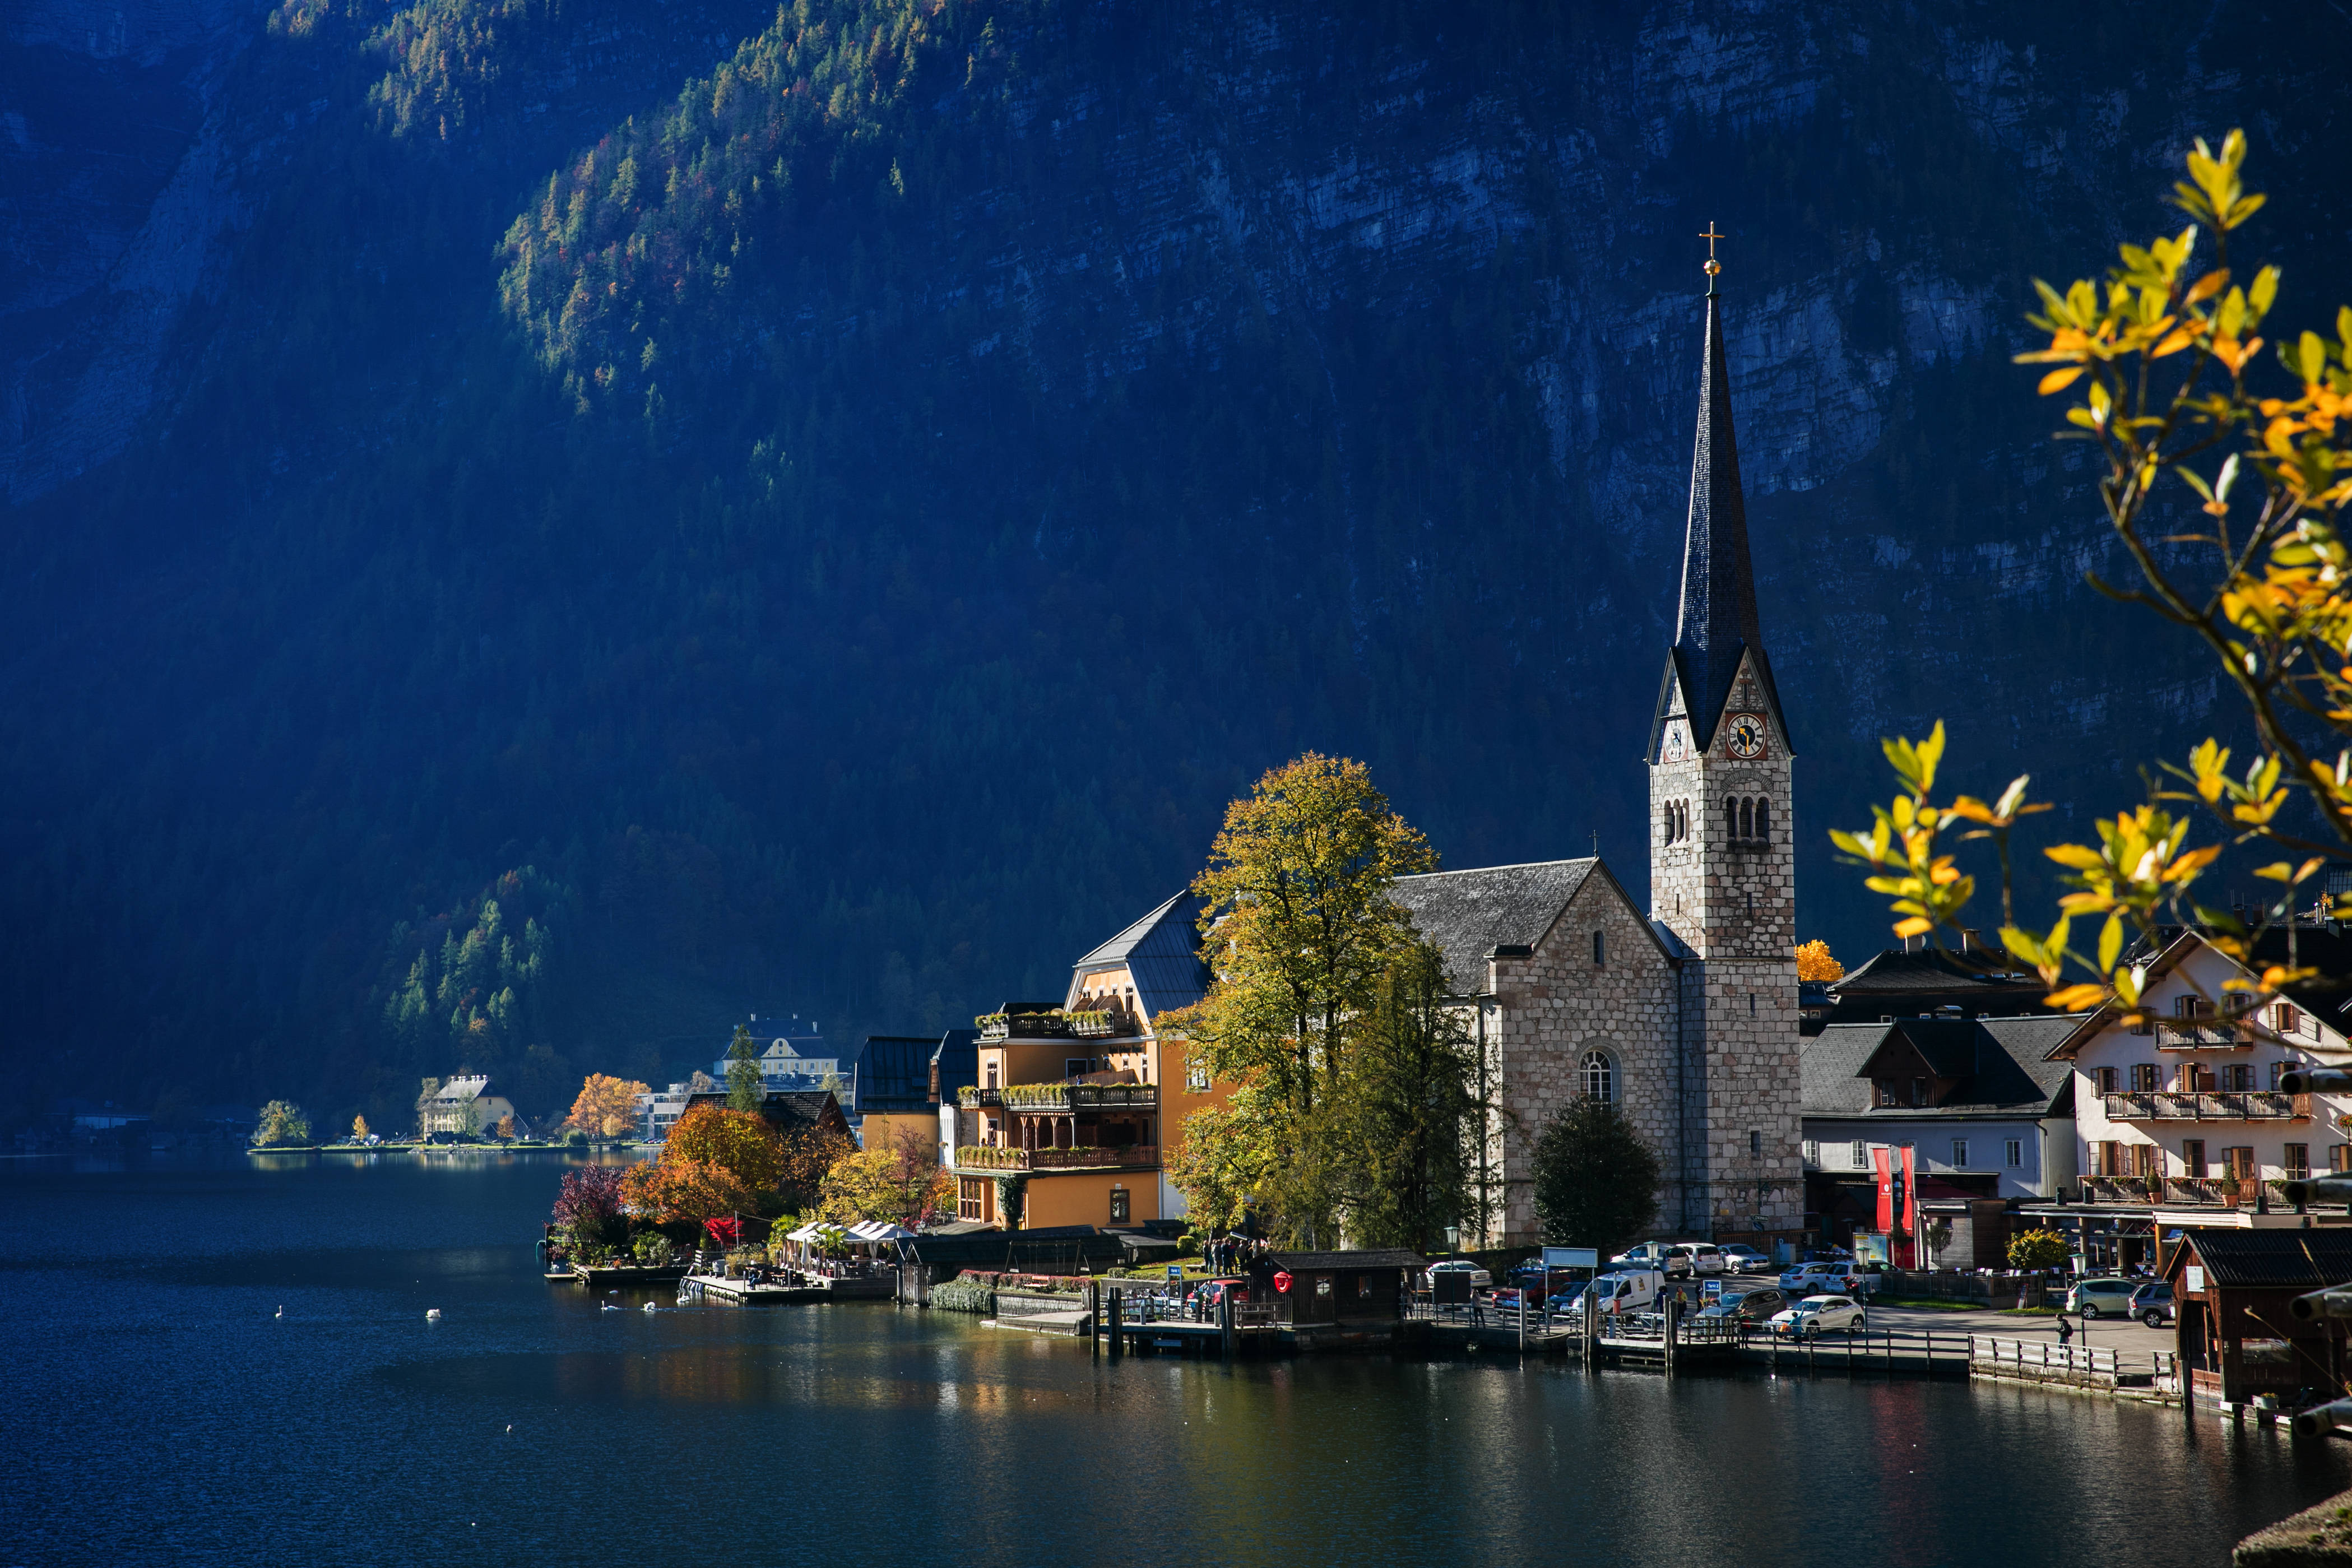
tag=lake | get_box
[1,1150,2341,1566]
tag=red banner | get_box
[1898,1144,1917,1268]
[1872,1145,1894,1232]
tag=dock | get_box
[677,1271,895,1306]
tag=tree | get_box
[662,1103,786,1192]
[415,1077,440,1138]
[254,1101,311,1147]
[725,1023,764,1111]
[1794,940,1845,982]
[1839,134,2352,1017]
[776,1122,856,1213]
[1337,941,1480,1252]
[817,1128,952,1227]
[565,1074,650,1142]
[351,1114,370,1141]
[621,1158,753,1228]
[458,1095,485,1139]
[550,1165,629,1254]
[1161,752,1436,1244]
[1530,1097,1661,1260]
[2008,1228,2071,1272]
[495,1113,517,1140]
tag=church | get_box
[1390,260,1803,1251]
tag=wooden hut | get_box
[2164,1228,2352,1409]
[1249,1250,1426,1326]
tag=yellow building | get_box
[949,893,1232,1230]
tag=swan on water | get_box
[426,1308,443,1322]
[600,1302,618,1311]
[643,1302,657,1312]
[275,1306,284,1319]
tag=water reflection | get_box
[3,1157,2346,1568]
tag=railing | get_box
[2155,1022,2249,1049]
[999,1083,1158,1111]
[954,1144,1160,1172]
[2104,1091,2309,1121]
[957,1086,1002,1108]
[1969,1334,2175,1381]
[976,1012,1070,1042]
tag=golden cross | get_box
[1699,222,1724,279]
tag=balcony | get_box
[2154,1022,2250,1050]
[955,1144,1160,1172]
[999,1082,1158,1112]
[2102,1091,2310,1121]
[957,1086,1003,1109]
[975,1010,1071,1043]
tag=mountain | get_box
[3,0,2346,1129]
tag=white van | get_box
[1584,1269,1663,1316]
[1667,1242,1728,1277]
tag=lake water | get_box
[2,1151,2344,1566]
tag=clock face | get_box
[1726,713,1768,759]
[1662,722,1687,763]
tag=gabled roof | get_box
[1651,289,1789,754]
[2052,925,2352,1057]
[1389,859,1603,993]
[1073,891,1212,1020]
[1263,1249,1428,1272]
[1803,1017,2077,1119]
[1831,945,2039,994]
[2170,1228,2352,1289]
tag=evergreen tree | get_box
[1531,1097,1661,1259]
[725,1023,764,1111]
[1340,940,1478,1253]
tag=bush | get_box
[928,1277,996,1314]
[2007,1228,2071,1271]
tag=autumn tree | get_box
[621,1158,753,1229]
[1161,753,1436,1245]
[817,1128,952,1227]
[776,1121,856,1214]
[663,1103,786,1192]
[352,1114,371,1141]
[1531,1097,1661,1261]
[1839,134,2352,1019]
[566,1074,650,1142]
[551,1165,629,1255]
[1794,940,1845,982]
[495,1113,517,1140]
[253,1100,311,1147]
[725,1023,763,1111]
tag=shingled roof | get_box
[1389,859,1601,992]
[1803,1016,2077,1118]
[2173,1228,2352,1290]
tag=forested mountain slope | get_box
[2,0,2345,1129]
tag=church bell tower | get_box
[1646,234,1802,1240]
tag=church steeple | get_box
[1653,247,1786,755]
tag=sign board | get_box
[1432,1271,1472,1306]
[1167,1264,1184,1281]
[2186,1265,2205,1293]
[1542,1246,1600,1271]
[1702,1279,1723,1302]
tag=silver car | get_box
[2065,1277,2137,1320]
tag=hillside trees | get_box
[253,1100,312,1147]
[1839,134,2352,1015]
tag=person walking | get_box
[2056,1311,2074,1348]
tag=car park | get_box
[1696,1287,1787,1325]
[1778,1261,1861,1295]
[2130,1281,2175,1328]
[1718,1244,1771,1273]
[2065,1277,2138,1319]
[1425,1259,1492,1289]
[1770,1295,1867,1335]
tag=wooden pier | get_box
[677,1271,895,1306]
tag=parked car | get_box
[2065,1277,2138,1319]
[1613,1242,1692,1278]
[1425,1259,1492,1289]
[1771,1295,1867,1336]
[1718,1244,1771,1273]
[1696,1287,1787,1325]
[1187,1278,1249,1315]
[1556,1270,1664,1322]
[1666,1242,1728,1277]
[1779,1261,1861,1295]
[2129,1281,2175,1328]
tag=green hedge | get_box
[928,1277,997,1314]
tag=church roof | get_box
[1389,859,1601,992]
[1655,287,1789,753]
[1071,890,1213,1020]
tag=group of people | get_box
[1203,1234,1268,1275]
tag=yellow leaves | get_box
[1881,721,1947,796]
[2045,984,2111,1012]
[2038,365,2086,396]
[2186,268,2229,305]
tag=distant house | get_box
[716,1014,838,1088]
[418,1075,532,1138]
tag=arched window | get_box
[1592,929,1606,966]
[1724,798,1739,840]
[1756,797,1771,843]
[1662,801,1676,844]
[1678,801,1689,841]
[1580,1049,1616,1103]
[1739,798,1753,839]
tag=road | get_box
[1715,1273,2178,1355]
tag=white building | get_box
[1801,1015,2080,1201]
[417,1075,531,1139]
[2057,929,2352,1198]
[715,1015,838,1087]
